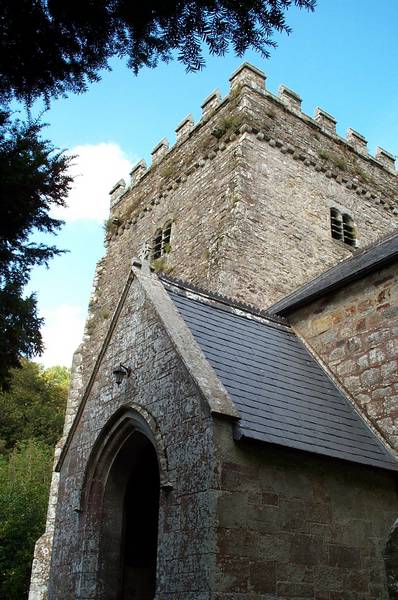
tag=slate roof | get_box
[269,230,398,316]
[164,282,398,472]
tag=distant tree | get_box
[0,111,72,389]
[43,365,71,392]
[0,440,53,600]
[0,360,69,452]
[1,0,316,104]
[0,362,68,598]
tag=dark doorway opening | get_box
[95,430,160,600]
[120,436,160,599]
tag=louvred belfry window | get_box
[152,222,173,259]
[330,207,343,241]
[152,229,163,259]
[342,213,356,247]
[330,208,357,247]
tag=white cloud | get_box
[52,142,133,222]
[38,304,85,368]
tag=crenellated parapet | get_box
[107,62,397,240]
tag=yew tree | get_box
[1,0,316,104]
[0,111,72,388]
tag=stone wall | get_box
[214,419,398,599]
[35,63,398,598]
[80,63,398,393]
[289,262,398,449]
[47,276,220,599]
[45,270,398,599]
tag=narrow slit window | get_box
[330,207,343,241]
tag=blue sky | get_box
[27,0,398,367]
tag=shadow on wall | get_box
[385,518,398,600]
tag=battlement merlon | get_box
[130,160,147,186]
[109,179,126,208]
[151,138,169,164]
[347,128,368,155]
[278,85,302,112]
[229,62,266,93]
[201,90,221,120]
[175,114,194,142]
[315,108,337,134]
[376,147,396,172]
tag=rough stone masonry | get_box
[29,63,398,600]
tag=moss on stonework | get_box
[229,83,243,101]
[104,218,117,235]
[85,317,96,335]
[100,308,110,320]
[211,113,244,140]
[151,257,174,274]
[160,156,180,181]
[229,192,241,205]
[317,149,347,172]
[353,163,376,186]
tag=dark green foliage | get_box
[0,440,53,600]
[0,0,316,104]
[0,361,69,599]
[0,360,69,454]
[0,111,73,388]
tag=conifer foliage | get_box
[1,0,316,104]
[0,111,72,389]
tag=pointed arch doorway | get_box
[79,410,162,600]
[118,433,160,599]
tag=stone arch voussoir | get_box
[76,403,168,599]
[80,402,170,511]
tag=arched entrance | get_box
[119,433,159,598]
[78,408,164,600]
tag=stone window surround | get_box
[330,206,357,248]
[152,221,173,259]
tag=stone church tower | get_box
[29,64,398,599]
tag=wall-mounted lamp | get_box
[112,363,131,386]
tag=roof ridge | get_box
[158,273,288,325]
